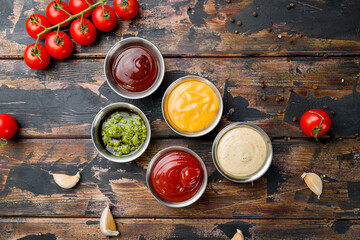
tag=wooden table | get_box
[1,0,360,239]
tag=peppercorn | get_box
[261,80,265,84]
[313,85,318,90]
[286,5,291,9]
[278,34,282,39]
[289,39,294,44]
[226,0,231,3]
[278,110,283,114]
[187,5,191,11]
[281,88,285,92]
[261,83,265,88]
[237,21,242,26]
[230,18,235,23]
[323,105,328,109]
[290,3,295,8]
[252,12,258,17]
[330,111,335,115]
[323,53,328,59]
[235,30,239,34]
[292,117,297,122]
[280,96,284,101]
[299,33,303,38]
[267,28,272,32]
[276,97,280,102]
[287,137,291,141]
[323,144,328,149]
[261,95,267,101]
[284,136,287,140]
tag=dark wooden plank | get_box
[0,138,359,219]
[0,57,359,138]
[1,0,360,57]
[1,217,359,240]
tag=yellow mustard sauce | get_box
[165,79,219,133]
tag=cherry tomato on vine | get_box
[0,114,17,145]
[113,0,139,20]
[45,31,73,59]
[25,14,52,40]
[24,43,50,70]
[69,0,94,18]
[300,109,331,141]
[70,18,97,45]
[46,0,71,27]
[92,5,117,32]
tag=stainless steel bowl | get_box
[161,75,223,137]
[212,122,273,183]
[146,146,208,208]
[91,102,151,163]
[104,37,165,99]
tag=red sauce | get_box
[112,46,158,92]
[150,150,204,203]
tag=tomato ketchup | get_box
[150,150,204,203]
[112,46,158,92]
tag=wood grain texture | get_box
[0,57,359,138]
[0,138,359,219]
[1,0,359,57]
[1,217,360,240]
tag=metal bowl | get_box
[162,75,223,137]
[104,37,165,99]
[91,102,151,163]
[146,146,208,208]
[212,122,273,183]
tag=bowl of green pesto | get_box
[91,103,151,163]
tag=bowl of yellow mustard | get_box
[162,75,223,137]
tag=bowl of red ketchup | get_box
[146,146,208,208]
[104,37,165,99]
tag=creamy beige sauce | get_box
[216,126,267,178]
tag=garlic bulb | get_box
[302,172,323,199]
[100,205,119,236]
[51,172,80,189]
[231,229,244,240]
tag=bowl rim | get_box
[212,122,273,183]
[146,146,208,208]
[161,75,223,137]
[104,37,165,99]
[91,102,151,163]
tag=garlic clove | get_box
[231,229,244,240]
[51,171,80,189]
[100,205,119,236]
[302,172,323,199]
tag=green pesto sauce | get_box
[101,111,147,156]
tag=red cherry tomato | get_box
[25,14,52,40]
[70,18,97,45]
[46,0,71,27]
[45,31,73,59]
[0,114,17,144]
[300,109,331,140]
[24,43,50,70]
[180,167,201,188]
[92,5,117,32]
[113,0,139,20]
[69,0,94,18]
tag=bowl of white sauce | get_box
[212,122,273,183]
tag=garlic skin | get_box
[302,172,323,199]
[100,205,119,236]
[231,229,244,240]
[52,172,80,189]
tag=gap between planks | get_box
[1,52,360,59]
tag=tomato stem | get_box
[114,0,129,10]
[34,0,107,40]
[55,25,64,45]
[0,138,7,146]
[309,111,324,141]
